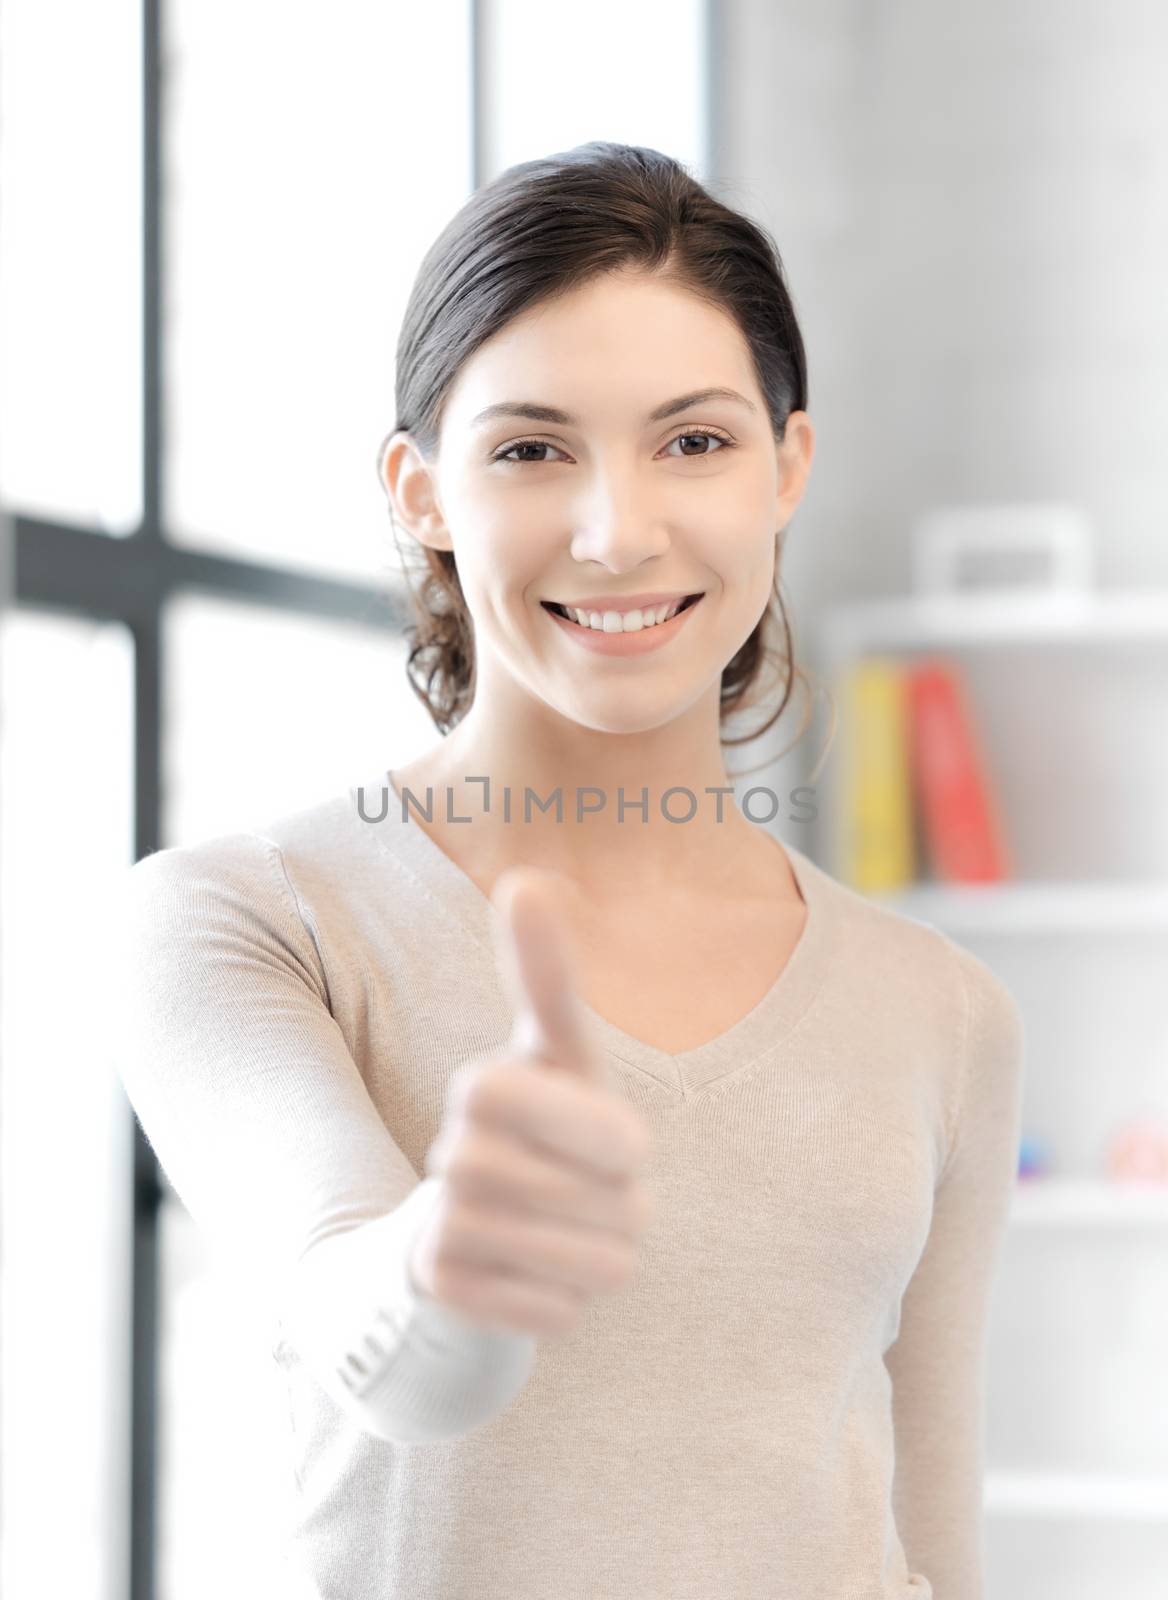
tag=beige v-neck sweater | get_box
[112,769,1024,1600]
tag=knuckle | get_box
[601,1244,636,1289]
[456,1062,498,1120]
[427,1122,468,1180]
[551,1283,586,1324]
[441,1127,481,1178]
[448,1058,483,1107]
[446,1135,510,1201]
[423,1135,445,1178]
[463,1059,524,1124]
[629,1182,655,1234]
[441,1197,481,1251]
[443,1140,484,1190]
[617,1107,652,1168]
[552,1305,584,1336]
[429,1253,465,1303]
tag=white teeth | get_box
[562,600,683,632]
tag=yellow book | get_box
[839,657,915,892]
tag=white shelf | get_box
[984,1470,1168,1522]
[818,586,1168,1563]
[862,880,1168,935]
[1009,1179,1168,1228]
[821,588,1168,657]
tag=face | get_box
[383,268,814,738]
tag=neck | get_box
[390,694,774,898]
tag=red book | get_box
[905,659,1011,883]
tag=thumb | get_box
[490,865,610,1088]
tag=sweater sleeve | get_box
[884,943,1025,1600]
[109,832,536,1444]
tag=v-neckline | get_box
[350,767,839,1094]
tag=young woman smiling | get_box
[379,254,816,1058]
[115,143,1024,1600]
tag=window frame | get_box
[6,2,431,1593]
[5,2,715,1592]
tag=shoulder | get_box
[115,826,326,998]
[121,786,382,916]
[790,843,976,1008]
[860,882,1024,1096]
[905,927,1026,1165]
[790,849,1024,1130]
[940,934,1026,1114]
[120,832,289,921]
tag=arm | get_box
[109,832,535,1443]
[884,944,1025,1599]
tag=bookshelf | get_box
[864,880,1168,936]
[984,1472,1168,1521]
[814,588,1168,1593]
[816,585,1168,891]
[1009,1176,1168,1227]
[820,588,1168,655]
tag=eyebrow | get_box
[469,386,759,430]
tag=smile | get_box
[540,593,705,654]
[540,593,703,632]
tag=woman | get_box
[115,142,1024,1600]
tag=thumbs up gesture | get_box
[408,866,656,1338]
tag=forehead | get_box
[442,270,758,431]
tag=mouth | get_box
[540,593,704,631]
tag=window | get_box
[0,2,142,532]
[0,612,135,1599]
[0,2,711,1592]
[164,0,474,581]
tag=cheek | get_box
[455,518,555,615]
[698,520,777,594]
[491,517,563,588]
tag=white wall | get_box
[710,15,1168,1597]
[711,0,1168,620]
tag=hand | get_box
[408,865,655,1338]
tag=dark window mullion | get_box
[129,602,162,1600]
[131,0,164,1588]
[11,514,409,632]
[5,4,411,1596]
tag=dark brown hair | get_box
[377,140,813,755]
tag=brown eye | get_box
[663,429,734,458]
[492,439,567,465]
[492,429,735,466]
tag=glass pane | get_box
[0,0,142,533]
[162,593,437,847]
[164,0,473,581]
[157,593,436,1592]
[0,608,135,1599]
[158,1198,296,1600]
[482,0,708,181]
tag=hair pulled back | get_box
[378,141,813,755]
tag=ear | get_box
[379,431,454,554]
[775,411,815,531]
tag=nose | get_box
[569,464,671,572]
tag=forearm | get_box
[279,1176,537,1444]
